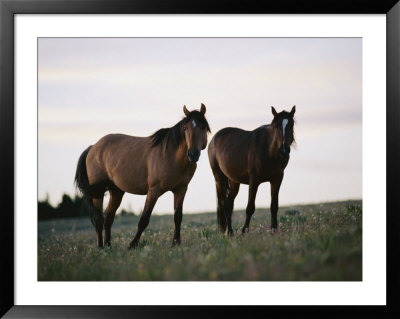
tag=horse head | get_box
[271,105,296,159]
[182,103,211,162]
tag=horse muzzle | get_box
[188,149,200,162]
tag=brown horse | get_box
[208,106,295,235]
[74,104,210,249]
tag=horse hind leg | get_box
[91,197,104,248]
[225,180,240,236]
[103,188,125,247]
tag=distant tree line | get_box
[38,194,134,220]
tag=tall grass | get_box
[38,200,362,281]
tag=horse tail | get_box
[74,146,93,197]
[208,138,229,233]
[74,146,104,226]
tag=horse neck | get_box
[267,125,281,159]
[174,138,191,166]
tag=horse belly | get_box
[111,167,149,195]
[104,150,149,195]
[115,178,148,195]
[222,168,249,184]
[218,152,249,184]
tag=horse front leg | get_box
[270,178,282,231]
[242,179,259,233]
[128,188,161,250]
[171,186,187,247]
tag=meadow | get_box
[38,200,362,281]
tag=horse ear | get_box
[271,106,278,117]
[200,103,206,114]
[290,105,296,116]
[183,105,190,117]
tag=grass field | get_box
[38,200,362,281]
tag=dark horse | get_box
[75,104,210,248]
[208,106,295,235]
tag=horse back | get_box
[87,133,197,195]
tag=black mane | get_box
[150,110,210,149]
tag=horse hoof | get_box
[171,241,181,248]
[128,242,138,250]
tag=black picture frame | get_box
[1,0,399,318]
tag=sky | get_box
[38,38,362,214]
